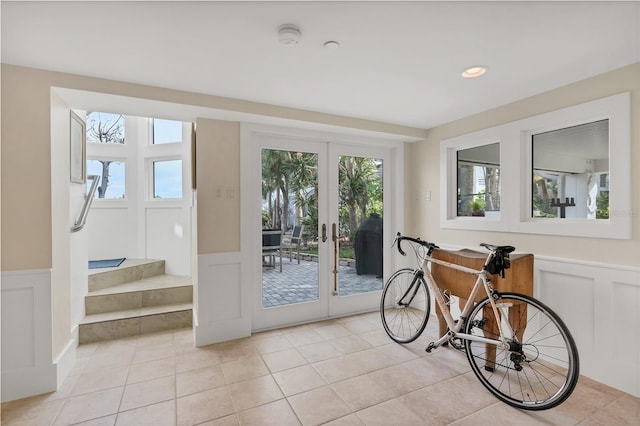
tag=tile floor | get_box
[2,312,639,425]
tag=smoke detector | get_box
[278,24,301,45]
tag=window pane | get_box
[87,160,125,199]
[338,156,383,295]
[261,149,318,308]
[457,143,500,217]
[86,112,125,144]
[153,160,182,198]
[532,120,609,219]
[153,119,183,144]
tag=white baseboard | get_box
[54,336,77,391]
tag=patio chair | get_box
[283,225,304,264]
[262,229,282,272]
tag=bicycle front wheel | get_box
[380,268,431,343]
[464,292,579,410]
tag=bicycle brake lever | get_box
[396,232,406,256]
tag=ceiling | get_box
[2,1,639,131]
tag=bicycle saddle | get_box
[480,243,515,253]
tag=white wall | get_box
[86,117,192,276]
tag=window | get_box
[153,159,182,199]
[87,159,126,199]
[457,143,500,217]
[86,112,125,144]
[152,119,182,144]
[532,120,609,219]
[440,92,630,239]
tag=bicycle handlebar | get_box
[394,232,437,256]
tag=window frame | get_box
[86,156,128,203]
[440,92,631,239]
[149,157,184,201]
[151,118,185,146]
[441,132,509,232]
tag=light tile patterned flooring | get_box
[2,312,639,425]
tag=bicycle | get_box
[380,232,579,410]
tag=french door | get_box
[249,130,394,331]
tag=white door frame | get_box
[241,123,405,332]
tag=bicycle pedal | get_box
[425,342,436,353]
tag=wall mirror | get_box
[457,143,500,217]
[441,91,629,238]
[532,120,609,220]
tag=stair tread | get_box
[80,303,193,325]
[88,258,163,276]
[88,274,191,296]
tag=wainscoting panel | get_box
[535,257,640,397]
[538,270,595,353]
[195,252,250,346]
[1,269,56,402]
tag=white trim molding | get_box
[441,92,631,239]
[1,269,57,402]
[534,256,640,397]
[194,252,250,346]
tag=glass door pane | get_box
[336,155,384,296]
[261,148,319,309]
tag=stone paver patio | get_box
[262,257,382,308]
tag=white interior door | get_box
[248,128,397,331]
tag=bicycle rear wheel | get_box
[464,292,579,410]
[380,268,430,343]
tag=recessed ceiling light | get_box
[462,65,488,78]
[324,41,340,49]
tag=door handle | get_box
[321,224,327,242]
[332,223,338,295]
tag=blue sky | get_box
[87,113,183,199]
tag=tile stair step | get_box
[78,303,193,344]
[88,274,192,296]
[80,302,193,325]
[88,259,165,292]
[85,275,192,315]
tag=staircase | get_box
[79,259,193,343]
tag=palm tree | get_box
[339,156,381,240]
[284,152,317,221]
[262,149,284,228]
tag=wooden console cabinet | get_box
[431,248,533,367]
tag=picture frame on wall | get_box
[70,110,86,183]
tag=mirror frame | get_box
[441,132,510,232]
[441,92,631,239]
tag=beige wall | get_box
[1,66,53,270]
[195,118,241,254]
[406,63,640,267]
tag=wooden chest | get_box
[430,248,533,337]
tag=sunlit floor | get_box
[2,312,639,425]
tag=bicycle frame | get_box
[417,253,513,351]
